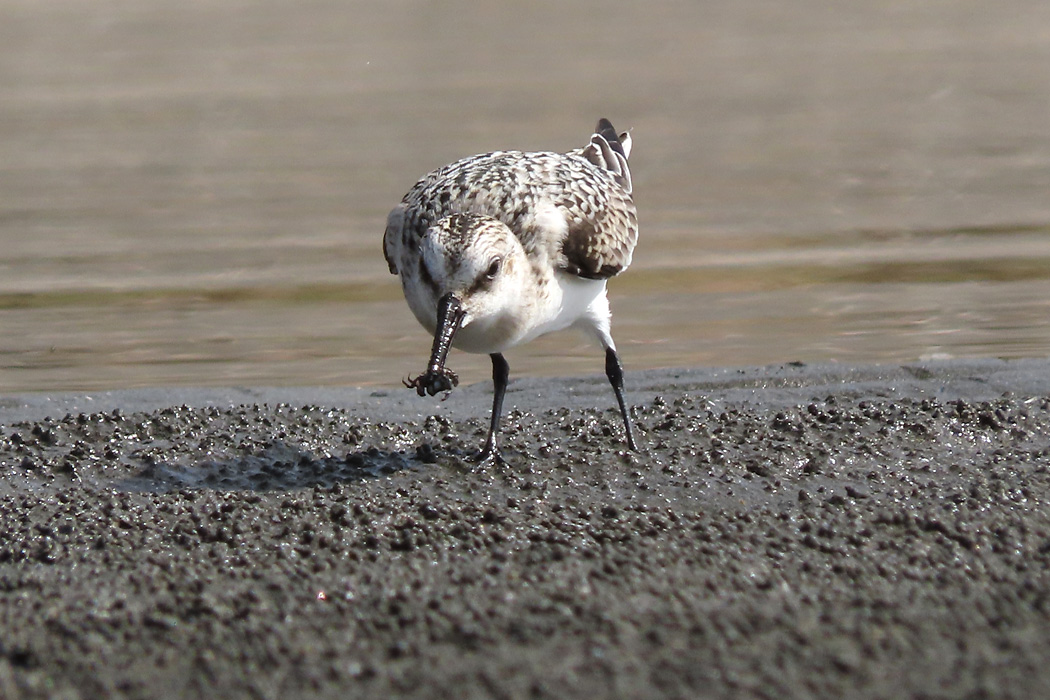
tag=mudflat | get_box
[2,359,1050,699]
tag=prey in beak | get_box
[403,292,466,397]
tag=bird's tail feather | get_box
[579,118,632,193]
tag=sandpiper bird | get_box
[383,118,639,462]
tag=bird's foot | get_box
[470,441,506,466]
[403,367,459,397]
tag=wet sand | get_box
[3,359,1050,699]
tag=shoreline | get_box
[4,356,1050,424]
[2,358,1050,699]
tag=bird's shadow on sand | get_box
[113,441,440,494]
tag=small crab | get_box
[403,367,459,397]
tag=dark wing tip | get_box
[595,118,626,159]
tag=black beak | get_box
[404,293,466,397]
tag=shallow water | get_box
[1,0,1049,392]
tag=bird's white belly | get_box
[453,273,607,355]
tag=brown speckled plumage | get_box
[384,119,637,282]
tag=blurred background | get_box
[1,0,1049,392]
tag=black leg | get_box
[474,352,510,463]
[605,347,638,451]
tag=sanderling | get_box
[383,118,639,462]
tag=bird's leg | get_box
[473,352,509,464]
[605,347,638,451]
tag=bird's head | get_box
[404,213,528,396]
[418,213,528,337]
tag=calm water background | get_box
[1,0,1049,392]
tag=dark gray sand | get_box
[3,359,1050,699]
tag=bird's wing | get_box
[558,119,638,279]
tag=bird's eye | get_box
[485,257,501,279]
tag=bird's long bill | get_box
[426,293,466,376]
